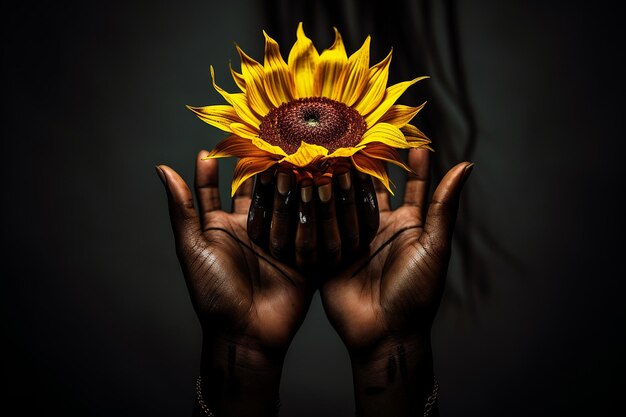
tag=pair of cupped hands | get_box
[156,148,472,417]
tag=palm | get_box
[320,151,471,352]
[189,211,312,350]
[160,152,314,354]
[321,208,444,350]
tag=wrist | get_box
[349,334,438,417]
[196,334,284,417]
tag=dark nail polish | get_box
[461,163,474,186]
[155,165,166,185]
[318,183,332,202]
[301,186,313,203]
[337,172,351,191]
[260,169,274,185]
[277,172,291,196]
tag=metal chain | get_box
[423,378,439,417]
[196,376,215,417]
[198,374,433,416]
[195,376,281,417]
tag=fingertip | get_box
[158,165,191,199]
[407,148,430,179]
[260,166,276,185]
[276,168,294,196]
[316,176,332,203]
[461,162,474,187]
[195,153,219,190]
[197,149,211,161]
[299,178,314,203]
[155,165,166,186]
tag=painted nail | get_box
[155,165,166,185]
[337,172,351,191]
[260,169,274,185]
[318,182,332,202]
[277,172,291,196]
[301,185,313,203]
[461,163,474,187]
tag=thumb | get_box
[421,162,473,256]
[156,165,203,255]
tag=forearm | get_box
[350,335,439,417]
[194,335,283,417]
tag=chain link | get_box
[423,377,439,417]
[196,376,215,417]
[197,374,434,416]
[196,375,281,417]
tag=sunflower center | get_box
[259,97,367,155]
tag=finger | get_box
[334,167,360,259]
[402,148,431,223]
[316,176,341,267]
[194,151,221,228]
[269,169,297,262]
[295,178,317,269]
[421,162,474,255]
[374,176,392,212]
[156,165,203,255]
[247,168,275,247]
[232,176,254,214]
[353,172,379,248]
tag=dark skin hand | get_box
[156,151,316,417]
[322,150,472,417]
[248,161,380,272]
[250,149,473,416]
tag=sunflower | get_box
[188,23,432,196]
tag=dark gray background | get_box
[3,1,624,416]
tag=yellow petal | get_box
[353,49,392,116]
[263,31,295,107]
[378,102,426,128]
[227,123,288,156]
[407,141,434,152]
[229,122,259,140]
[341,36,371,106]
[236,45,273,117]
[360,142,413,173]
[251,137,288,156]
[364,76,429,128]
[205,135,277,159]
[401,123,429,140]
[314,27,349,99]
[279,141,329,167]
[229,61,246,92]
[326,145,366,158]
[351,152,394,195]
[210,66,261,127]
[287,22,319,98]
[186,105,241,133]
[405,135,433,149]
[357,123,412,149]
[231,157,278,196]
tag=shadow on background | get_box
[2,1,625,416]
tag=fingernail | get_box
[461,163,474,186]
[155,165,166,185]
[277,172,291,196]
[318,182,332,202]
[260,169,274,185]
[301,185,313,203]
[337,172,351,191]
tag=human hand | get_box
[246,162,380,272]
[320,149,473,416]
[156,151,316,417]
